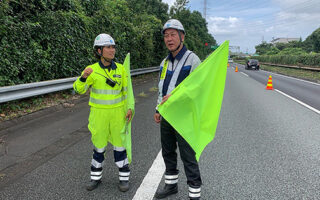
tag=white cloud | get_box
[162,0,320,53]
[207,16,240,35]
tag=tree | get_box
[304,27,320,53]
[255,42,273,55]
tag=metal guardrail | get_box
[0,66,160,104]
[259,62,320,72]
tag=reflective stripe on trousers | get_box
[189,186,201,198]
[114,146,130,181]
[165,174,178,184]
[90,146,130,181]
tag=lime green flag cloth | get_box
[121,53,135,163]
[158,40,229,161]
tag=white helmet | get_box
[93,33,116,48]
[162,19,185,35]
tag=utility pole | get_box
[203,0,207,20]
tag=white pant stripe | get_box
[165,174,178,179]
[165,179,178,184]
[189,192,201,198]
[119,176,129,181]
[91,175,102,180]
[115,158,128,168]
[119,171,130,176]
[91,159,104,168]
[114,146,126,152]
[189,187,201,193]
[94,146,106,153]
[91,171,102,176]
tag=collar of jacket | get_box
[167,45,187,63]
[99,60,117,70]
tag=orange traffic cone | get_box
[235,66,238,72]
[266,75,273,90]
[227,63,230,67]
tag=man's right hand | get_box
[154,113,161,123]
[82,67,93,78]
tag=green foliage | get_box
[256,27,320,56]
[266,47,280,55]
[255,42,273,55]
[277,48,307,55]
[257,53,320,67]
[305,27,320,53]
[0,0,216,86]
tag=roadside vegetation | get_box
[0,0,215,121]
[0,0,216,87]
[233,26,320,83]
[254,27,320,68]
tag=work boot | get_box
[86,180,101,191]
[155,184,178,199]
[118,180,129,192]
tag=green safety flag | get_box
[121,53,135,163]
[158,40,229,161]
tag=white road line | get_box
[275,89,320,115]
[261,69,320,86]
[132,150,165,200]
[240,72,249,77]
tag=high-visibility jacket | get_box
[73,61,133,110]
[157,45,201,105]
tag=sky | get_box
[161,0,320,54]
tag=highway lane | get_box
[231,62,320,112]
[1,68,320,199]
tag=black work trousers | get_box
[160,118,202,187]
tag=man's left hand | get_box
[160,94,171,105]
[126,109,133,122]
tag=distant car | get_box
[246,59,260,70]
[228,58,233,63]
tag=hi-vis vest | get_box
[157,49,201,105]
[73,62,128,109]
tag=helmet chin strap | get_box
[102,56,112,64]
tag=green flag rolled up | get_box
[158,40,229,161]
[121,53,135,163]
